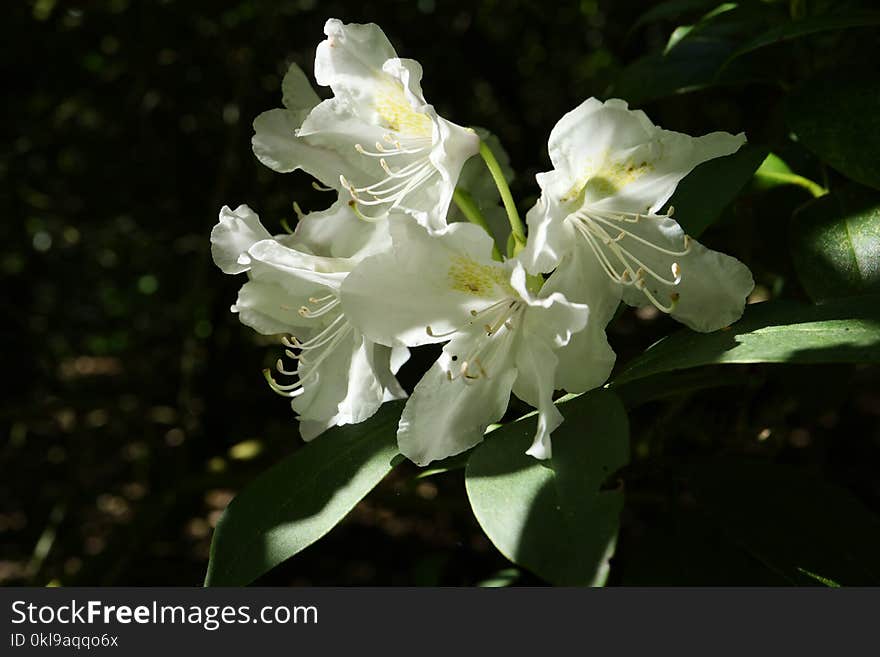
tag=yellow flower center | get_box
[374,78,433,138]
[562,154,655,203]
[447,256,513,297]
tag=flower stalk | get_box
[479,140,526,253]
[452,188,503,261]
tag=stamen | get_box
[311,181,334,192]
[298,297,340,319]
[427,325,458,338]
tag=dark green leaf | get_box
[669,144,768,237]
[690,461,880,585]
[465,390,629,585]
[204,401,402,586]
[614,366,750,409]
[613,296,880,385]
[792,184,880,302]
[724,11,880,67]
[787,74,880,190]
[629,0,721,35]
[620,507,789,585]
[612,4,782,104]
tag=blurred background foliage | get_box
[2,0,879,586]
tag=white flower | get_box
[521,98,755,337]
[262,19,479,229]
[251,62,392,262]
[340,218,589,465]
[211,204,407,440]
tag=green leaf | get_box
[620,507,790,585]
[465,390,629,586]
[615,366,750,409]
[753,152,827,197]
[629,0,721,35]
[787,74,880,190]
[724,11,880,67]
[669,144,768,237]
[204,401,402,586]
[613,296,880,385]
[612,4,783,104]
[792,184,880,302]
[690,461,880,585]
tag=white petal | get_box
[519,192,574,274]
[247,239,350,291]
[314,19,398,103]
[542,98,745,215]
[540,246,620,392]
[510,263,590,348]
[251,108,353,186]
[233,280,312,335]
[546,98,650,193]
[340,218,509,347]
[293,330,396,438]
[211,205,271,274]
[231,240,349,335]
[615,216,754,332]
[428,115,480,231]
[397,331,518,465]
[291,196,392,260]
[512,340,562,460]
[604,129,746,215]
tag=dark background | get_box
[3,0,879,586]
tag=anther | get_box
[671,262,682,285]
[427,325,457,338]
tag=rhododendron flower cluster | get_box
[211,19,754,465]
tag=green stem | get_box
[479,141,526,252]
[453,188,502,261]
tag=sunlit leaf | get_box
[753,152,827,197]
[613,296,880,385]
[465,390,629,586]
[204,401,402,586]
[792,184,880,302]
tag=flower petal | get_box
[341,218,508,346]
[541,98,745,215]
[294,330,397,440]
[397,330,518,465]
[512,339,562,460]
[519,192,575,274]
[540,246,620,392]
[252,108,354,186]
[614,216,754,331]
[291,197,392,260]
[314,19,398,105]
[211,205,271,274]
[232,279,312,335]
[510,263,590,348]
